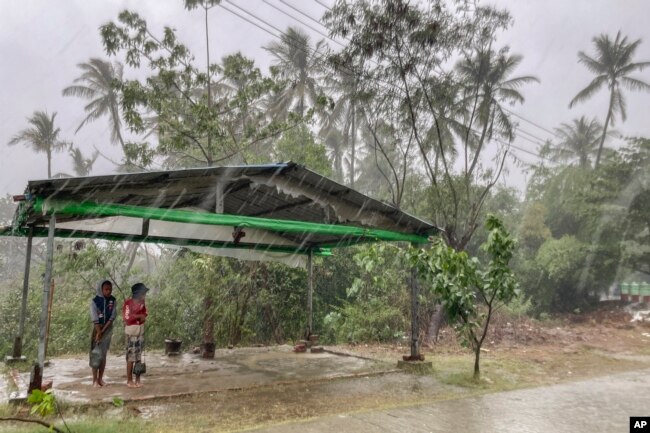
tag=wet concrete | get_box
[245,368,650,433]
[2,346,391,404]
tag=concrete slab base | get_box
[8,390,28,404]
[397,360,433,373]
[4,356,27,364]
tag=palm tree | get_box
[264,27,325,119]
[62,58,125,151]
[70,147,99,176]
[457,48,539,142]
[9,111,70,178]
[321,67,365,186]
[456,48,539,176]
[569,31,650,168]
[546,117,604,168]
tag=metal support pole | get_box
[410,267,419,358]
[37,214,56,369]
[307,250,313,335]
[12,227,33,359]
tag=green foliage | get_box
[517,202,552,254]
[517,136,650,313]
[325,0,536,252]
[27,389,56,418]
[322,244,409,343]
[100,10,295,168]
[147,252,311,347]
[0,241,148,358]
[411,215,518,378]
[273,125,332,176]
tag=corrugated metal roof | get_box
[11,162,438,252]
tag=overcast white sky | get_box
[1,0,649,198]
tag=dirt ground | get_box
[2,301,650,433]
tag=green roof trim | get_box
[32,198,430,245]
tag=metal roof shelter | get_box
[2,162,437,386]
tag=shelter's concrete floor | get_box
[8,346,391,404]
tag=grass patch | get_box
[0,419,151,433]
[432,353,543,393]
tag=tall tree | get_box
[545,117,604,168]
[325,0,536,251]
[569,31,650,168]
[456,48,539,157]
[62,58,126,154]
[101,10,290,169]
[69,147,99,176]
[264,26,325,119]
[9,111,69,178]
[321,67,365,187]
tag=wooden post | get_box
[37,214,55,370]
[43,280,55,360]
[307,250,313,335]
[410,267,419,359]
[11,227,33,360]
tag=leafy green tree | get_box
[544,117,604,168]
[9,111,70,178]
[517,202,552,254]
[533,235,589,312]
[569,31,650,168]
[324,244,409,343]
[100,11,290,168]
[273,124,332,176]
[615,137,650,275]
[62,58,126,155]
[325,0,536,251]
[411,215,517,379]
[264,26,325,119]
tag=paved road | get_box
[246,369,650,433]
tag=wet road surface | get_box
[246,368,650,433]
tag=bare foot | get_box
[92,382,102,388]
[98,379,107,387]
[127,382,137,388]
[135,382,143,388]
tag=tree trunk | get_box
[202,294,215,358]
[474,345,481,379]
[425,303,446,344]
[595,91,614,169]
[47,148,52,178]
[350,104,356,189]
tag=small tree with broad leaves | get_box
[409,214,518,379]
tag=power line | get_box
[516,128,546,147]
[229,0,550,161]
[503,108,557,137]
[262,0,344,47]
[313,0,332,11]
[219,1,551,162]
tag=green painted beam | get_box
[31,197,430,245]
